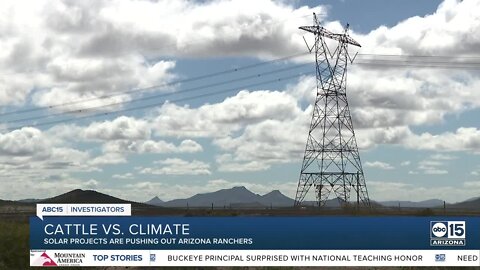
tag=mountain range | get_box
[143,186,469,209]
[4,186,479,209]
[147,186,295,208]
[379,199,444,208]
[14,189,147,207]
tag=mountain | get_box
[41,189,145,206]
[0,199,11,205]
[17,198,42,203]
[145,196,164,206]
[379,199,444,208]
[447,197,480,209]
[0,199,29,206]
[302,197,348,208]
[161,186,299,208]
[163,186,263,208]
[259,190,295,207]
[463,196,480,202]
[150,187,377,208]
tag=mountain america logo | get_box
[32,252,58,266]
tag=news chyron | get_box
[430,221,466,246]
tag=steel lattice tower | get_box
[294,14,370,207]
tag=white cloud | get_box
[112,173,134,180]
[0,127,92,172]
[216,154,271,172]
[177,140,203,153]
[405,127,480,153]
[423,169,448,175]
[430,154,457,160]
[0,173,100,201]
[400,161,411,166]
[464,181,480,189]
[139,158,211,175]
[148,75,480,173]
[2,0,480,203]
[332,0,480,145]
[153,89,303,138]
[0,127,51,157]
[101,139,202,154]
[89,152,127,166]
[417,160,448,175]
[84,116,151,141]
[356,0,480,56]
[358,126,480,153]
[364,161,394,170]
[0,0,323,109]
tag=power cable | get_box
[4,63,312,125]
[0,52,309,117]
[2,72,313,132]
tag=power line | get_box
[358,53,480,59]
[2,72,313,132]
[354,58,480,70]
[2,52,479,124]
[4,63,311,125]
[0,11,324,117]
[0,52,309,117]
[355,53,480,69]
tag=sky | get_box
[0,0,479,203]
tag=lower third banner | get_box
[29,216,480,267]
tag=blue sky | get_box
[0,0,479,203]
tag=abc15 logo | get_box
[430,221,466,239]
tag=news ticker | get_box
[30,250,480,267]
[31,204,480,267]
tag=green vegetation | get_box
[0,220,29,269]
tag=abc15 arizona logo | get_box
[430,221,466,246]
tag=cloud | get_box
[358,126,480,153]
[153,89,303,138]
[417,160,448,175]
[0,127,51,157]
[89,152,127,166]
[356,0,480,56]
[335,0,480,140]
[216,154,271,172]
[101,139,203,154]
[84,116,151,141]
[405,127,480,153]
[0,0,323,109]
[0,172,100,201]
[87,0,321,58]
[430,154,457,160]
[464,181,480,189]
[400,161,411,166]
[112,173,134,180]
[0,127,91,172]
[2,0,480,203]
[364,161,395,170]
[139,158,211,175]
[148,75,480,172]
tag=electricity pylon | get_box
[294,13,370,208]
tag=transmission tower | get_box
[294,13,370,207]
